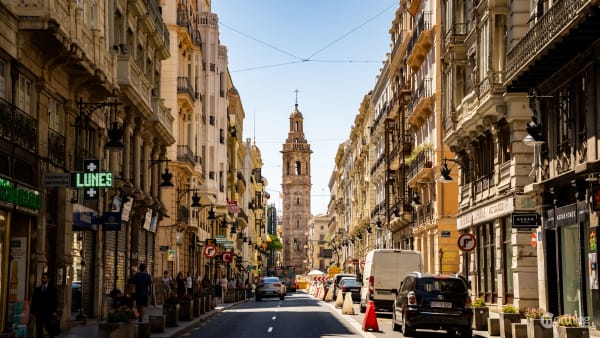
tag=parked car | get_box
[338,277,362,302]
[332,273,356,300]
[360,249,423,313]
[255,277,286,301]
[391,272,473,338]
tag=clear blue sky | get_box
[212,1,398,215]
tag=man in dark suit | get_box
[31,272,58,338]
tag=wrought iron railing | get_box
[407,78,432,115]
[48,129,65,167]
[177,77,195,99]
[444,22,467,48]
[177,145,194,166]
[505,0,589,81]
[0,97,37,152]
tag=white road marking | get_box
[267,326,273,333]
[272,316,277,320]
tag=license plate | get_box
[376,290,390,295]
[350,288,359,292]
[431,301,452,308]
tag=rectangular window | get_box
[17,75,32,115]
[48,97,63,132]
[503,218,514,299]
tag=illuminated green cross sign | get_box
[70,159,113,200]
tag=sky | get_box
[212,1,399,215]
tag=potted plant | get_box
[553,314,589,338]
[163,296,180,327]
[98,306,137,338]
[526,307,552,338]
[178,294,193,321]
[499,304,521,338]
[472,297,489,331]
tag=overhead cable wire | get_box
[304,1,398,60]
[220,21,307,61]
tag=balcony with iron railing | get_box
[407,12,433,71]
[370,153,386,176]
[406,148,434,185]
[177,77,195,109]
[407,78,434,127]
[443,22,467,50]
[176,8,193,40]
[144,0,169,57]
[0,97,37,153]
[150,96,175,144]
[177,145,195,167]
[505,0,594,83]
[48,129,65,167]
[389,132,412,170]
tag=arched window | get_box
[295,161,301,175]
[295,121,299,131]
[286,161,290,175]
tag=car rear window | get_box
[417,278,466,293]
[340,279,362,287]
[263,277,279,283]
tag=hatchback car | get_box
[255,277,286,301]
[391,273,473,338]
[338,277,362,302]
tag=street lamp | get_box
[523,89,544,146]
[148,159,174,187]
[439,157,465,183]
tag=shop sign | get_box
[512,212,539,228]
[216,235,226,244]
[70,159,113,200]
[457,198,514,230]
[167,249,176,261]
[0,177,40,211]
[101,212,121,231]
[223,241,234,249]
[545,201,588,229]
[159,245,169,251]
[73,211,98,231]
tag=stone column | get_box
[512,230,539,310]
[122,115,133,185]
[133,119,142,190]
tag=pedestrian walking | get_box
[176,272,186,298]
[132,263,152,322]
[31,272,58,338]
[219,275,228,303]
[161,271,173,302]
[186,272,193,296]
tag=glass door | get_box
[561,224,582,316]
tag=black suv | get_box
[391,273,473,337]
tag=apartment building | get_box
[0,0,172,331]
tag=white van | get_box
[359,249,423,313]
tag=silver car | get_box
[255,277,286,301]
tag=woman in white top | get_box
[219,276,228,303]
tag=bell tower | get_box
[281,102,312,273]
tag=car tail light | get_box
[341,287,349,292]
[274,283,281,287]
[408,291,416,305]
[368,276,374,295]
[465,295,472,309]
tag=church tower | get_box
[281,103,312,273]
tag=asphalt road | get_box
[176,291,490,338]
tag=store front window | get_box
[503,219,514,302]
[476,223,496,303]
[561,224,582,316]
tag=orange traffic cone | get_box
[361,300,379,332]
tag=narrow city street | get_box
[176,291,490,338]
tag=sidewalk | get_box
[58,300,245,338]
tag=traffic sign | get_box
[203,245,217,258]
[216,235,226,244]
[222,252,232,263]
[457,233,476,252]
[42,173,71,187]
